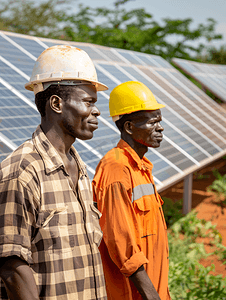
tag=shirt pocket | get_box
[90,204,103,247]
[134,197,157,237]
[34,206,75,252]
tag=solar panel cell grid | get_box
[135,54,158,67]
[172,73,226,117]
[153,165,178,182]
[8,36,46,58]
[0,84,39,145]
[172,58,226,103]
[162,123,207,162]
[0,36,35,76]
[117,50,141,64]
[100,49,125,63]
[0,31,226,188]
[96,69,117,95]
[149,56,172,68]
[145,151,178,181]
[74,45,107,61]
[0,141,12,162]
[139,68,226,148]
[41,41,70,48]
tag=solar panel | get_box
[0,134,15,162]
[172,57,226,103]
[0,30,226,192]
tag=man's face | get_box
[61,85,100,140]
[130,110,164,148]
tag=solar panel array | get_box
[172,57,226,103]
[0,30,226,191]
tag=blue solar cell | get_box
[173,58,226,103]
[0,138,12,161]
[96,69,117,95]
[116,50,141,64]
[83,121,119,157]
[100,48,125,63]
[0,36,35,77]
[1,129,17,140]
[0,84,39,145]
[98,64,219,159]
[135,54,158,67]
[9,36,45,58]
[0,31,226,189]
[36,41,61,48]
[158,139,194,171]
[121,65,226,149]
[150,56,172,68]
[74,45,107,61]
[146,151,178,182]
[99,64,131,83]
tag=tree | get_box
[198,45,226,64]
[0,0,223,61]
[62,2,222,61]
[0,0,70,38]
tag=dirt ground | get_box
[160,157,226,278]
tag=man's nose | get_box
[92,105,100,117]
[157,122,164,132]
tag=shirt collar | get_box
[32,125,87,176]
[117,139,153,171]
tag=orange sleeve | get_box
[94,181,149,277]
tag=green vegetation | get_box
[0,0,223,61]
[208,170,226,207]
[162,197,183,227]
[168,211,226,299]
[198,45,226,65]
[163,186,226,300]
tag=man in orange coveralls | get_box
[93,81,171,300]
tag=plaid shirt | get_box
[0,125,107,300]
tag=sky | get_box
[69,0,226,48]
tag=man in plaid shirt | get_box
[0,45,108,300]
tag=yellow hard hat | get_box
[109,81,165,122]
[25,45,108,95]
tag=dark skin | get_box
[122,109,164,300]
[0,84,100,299]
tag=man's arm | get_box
[130,265,161,300]
[0,256,39,300]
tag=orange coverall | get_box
[93,139,171,300]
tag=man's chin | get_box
[150,142,162,148]
[77,132,94,140]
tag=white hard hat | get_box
[25,45,108,95]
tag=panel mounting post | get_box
[183,173,193,214]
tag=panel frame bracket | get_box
[183,173,193,214]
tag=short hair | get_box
[35,85,76,117]
[115,110,144,132]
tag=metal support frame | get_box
[183,173,193,214]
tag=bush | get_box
[208,170,226,207]
[162,197,183,227]
[168,211,226,299]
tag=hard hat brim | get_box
[111,103,165,122]
[110,102,165,118]
[25,77,108,94]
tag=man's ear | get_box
[49,95,63,114]
[124,121,134,135]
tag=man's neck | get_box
[121,134,148,159]
[40,122,75,157]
